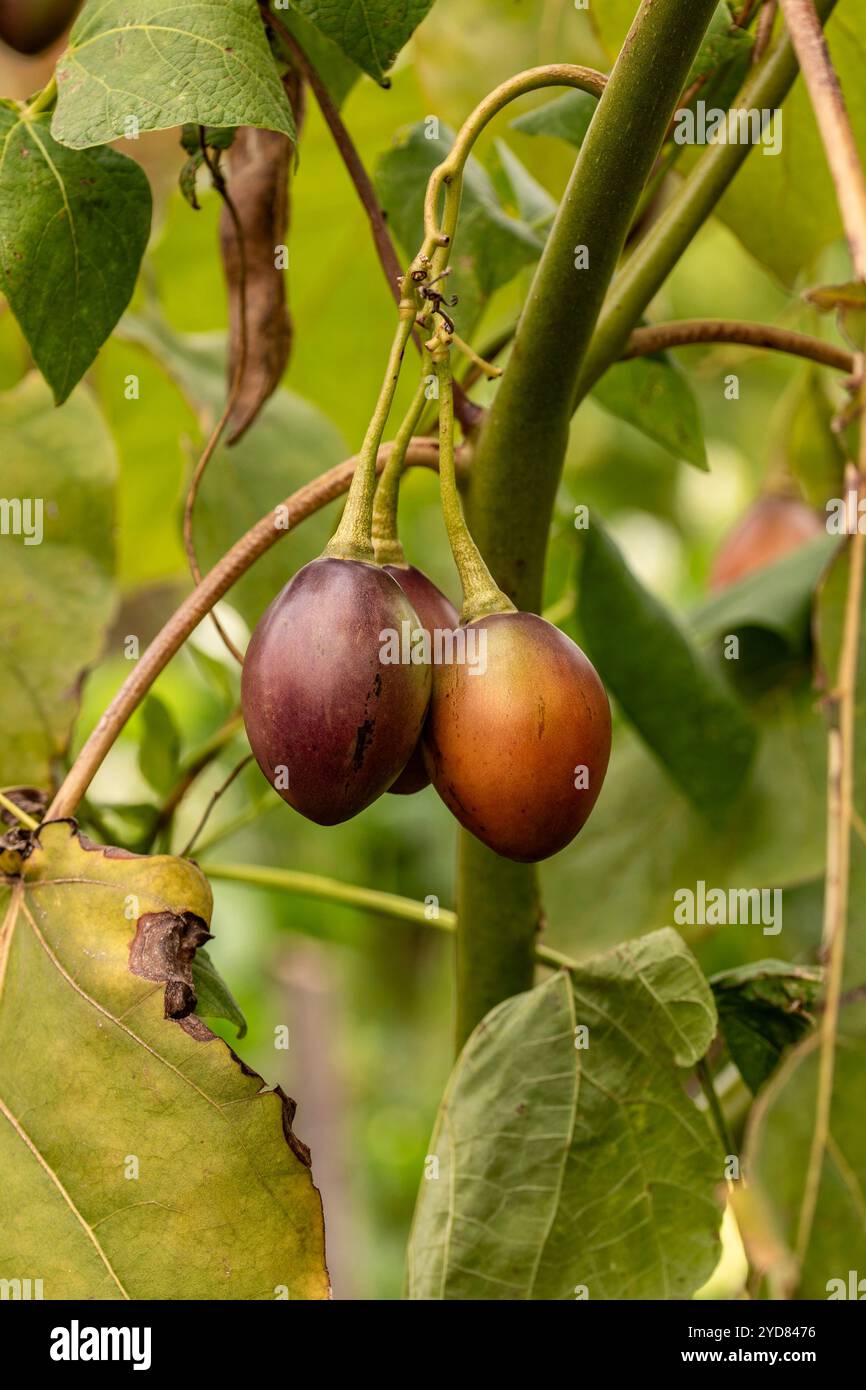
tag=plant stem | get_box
[260,2,481,435]
[575,0,840,400]
[456,0,720,1047]
[773,0,866,1274]
[779,0,866,279]
[202,860,577,971]
[180,754,253,858]
[372,368,431,566]
[624,318,854,373]
[22,75,57,119]
[431,333,513,622]
[46,438,449,821]
[325,299,419,562]
[696,1057,737,1159]
[0,791,39,832]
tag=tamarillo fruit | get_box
[422,612,611,862]
[242,558,432,825]
[709,496,824,591]
[0,0,80,54]
[383,564,459,795]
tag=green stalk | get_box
[455,0,719,1047]
[371,366,431,567]
[575,0,839,399]
[432,334,514,622]
[326,289,418,562]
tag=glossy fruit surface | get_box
[242,558,432,825]
[423,612,611,862]
[0,0,80,54]
[709,496,824,591]
[383,564,459,795]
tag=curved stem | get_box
[623,319,855,372]
[372,367,430,566]
[421,64,606,273]
[46,438,447,821]
[180,753,253,859]
[432,334,513,622]
[325,298,419,562]
[203,860,577,971]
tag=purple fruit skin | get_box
[242,558,432,825]
[0,0,80,54]
[383,565,459,796]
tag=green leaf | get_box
[691,534,839,653]
[509,88,598,148]
[542,687,827,963]
[711,960,822,1093]
[493,139,556,227]
[0,374,117,789]
[744,1034,866,1297]
[407,929,721,1300]
[683,1,752,84]
[710,11,866,284]
[0,820,327,1298]
[375,123,544,335]
[52,0,296,150]
[781,367,847,509]
[117,312,348,629]
[138,695,182,797]
[192,947,247,1037]
[0,111,151,404]
[592,355,708,469]
[289,0,435,85]
[577,518,757,818]
[270,5,361,108]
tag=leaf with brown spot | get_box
[0,820,328,1300]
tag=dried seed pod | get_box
[220,77,302,443]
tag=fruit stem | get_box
[372,363,432,567]
[431,330,515,623]
[22,75,58,119]
[325,280,420,563]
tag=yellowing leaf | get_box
[0,821,328,1300]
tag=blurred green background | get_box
[0,0,851,1297]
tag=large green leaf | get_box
[691,534,839,653]
[577,518,757,818]
[592,355,708,469]
[375,122,544,336]
[0,820,328,1298]
[510,89,598,148]
[407,929,721,1300]
[117,312,348,629]
[269,4,361,108]
[289,0,435,85]
[52,0,296,150]
[0,111,151,404]
[0,375,117,789]
[744,1034,866,1297]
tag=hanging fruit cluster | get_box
[242,78,612,864]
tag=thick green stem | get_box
[455,0,719,1047]
[575,0,839,400]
